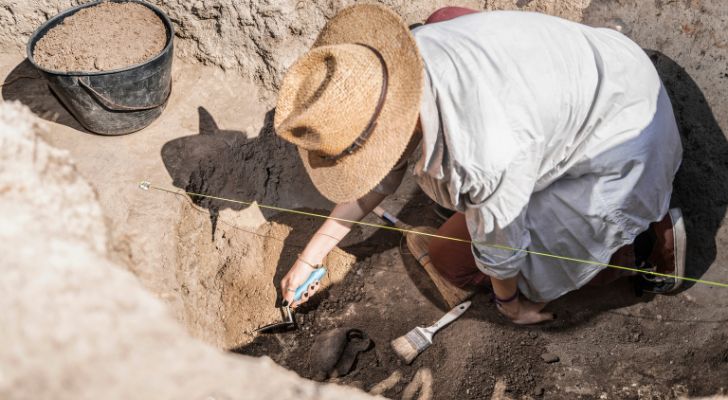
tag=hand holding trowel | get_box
[257,267,327,334]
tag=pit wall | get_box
[0,100,375,400]
[0,0,590,96]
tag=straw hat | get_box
[275,4,423,203]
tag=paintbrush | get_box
[391,300,471,364]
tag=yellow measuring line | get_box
[140,181,728,289]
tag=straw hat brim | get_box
[296,4,423,203]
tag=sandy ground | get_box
[3,0,728,399]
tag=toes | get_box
[538,312,555,323]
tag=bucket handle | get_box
[78,77,172,111]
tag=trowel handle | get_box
[293,267,327,302]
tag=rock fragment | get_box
[541,353,560,363]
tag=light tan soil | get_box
[33,2,166,72]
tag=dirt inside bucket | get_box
[33,2,166,72]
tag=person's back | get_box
[413,11,663,190]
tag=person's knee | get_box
[428,237,466,282]
[425,7,478,25]
[427,237,448,266]
[427,239,443,266]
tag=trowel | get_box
[257,267,327,334]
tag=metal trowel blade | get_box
[256,306,296,334]
[256,321,296,334]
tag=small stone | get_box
[534,386,545,396]
[541,353,560,363]
[529,331,539,339]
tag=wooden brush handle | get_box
[428,301,471,332]
[373,206,411,229]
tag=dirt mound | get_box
[0,100,105,255]
[33,2,166,72]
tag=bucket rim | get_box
[26,0,175,77]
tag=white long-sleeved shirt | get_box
[375,11,682,301]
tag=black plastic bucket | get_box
[26,0,174,135]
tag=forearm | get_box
[298,190,386,265]
[282,191,387,305]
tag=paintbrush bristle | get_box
[391,328,431,364]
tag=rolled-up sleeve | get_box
[466,207,530,279]
[459,143,541,280]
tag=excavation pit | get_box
[3,0,728,399]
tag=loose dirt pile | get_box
[33,2,166,72]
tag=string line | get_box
[142,181,728,289]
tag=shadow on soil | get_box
[161,106,258,238]
[2,58,89,132]
[647,50,728,287]
[160,106,333,236]
[160,105,446,302]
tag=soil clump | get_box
[33,2,166,72]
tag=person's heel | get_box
[637,208,687,294]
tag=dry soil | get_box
[2,0,728,399]
[33,2,166,72]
